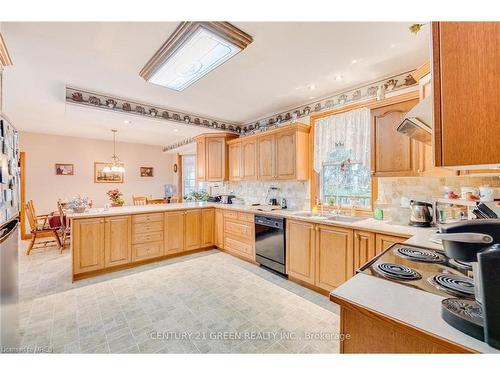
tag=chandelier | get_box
[103,129,125,173]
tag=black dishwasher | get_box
[255,215,286,276]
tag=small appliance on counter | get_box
[409,200,433,227]
[265,186,281,206]
[220,194,236,204]
[207,195,221,203]
[434,220,500,349]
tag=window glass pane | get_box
[182,155,197,197]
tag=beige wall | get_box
[20,132,176,214]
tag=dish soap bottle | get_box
[373,199,384,220]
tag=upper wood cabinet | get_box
[72,217,105,275]
[228,142,242,181]
[194,133,238,181]
[371,99,419,177]
[315,224,354,291]
[104,215,131,268]
[432,22,500,167]
[286,220,316,284]
[228,123,310,181]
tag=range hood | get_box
[396,96,432,144]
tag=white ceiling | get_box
[1,22,429,146]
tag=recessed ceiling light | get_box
[123,120,131,124]
[140,22,252,92]
[351,59,358,64]
[173,129,179,132]
[308,84,317,90]
[389,43,396,49]
[335,75,343,81]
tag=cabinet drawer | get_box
[132,213,164,224]
[224,235,254,258]
[223,211,238,220]
[237,212,254,223]
[224,218,253,239]
[132,221,163,234]
[132,231,163,244]
[132,241,163,261]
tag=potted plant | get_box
[107,188,125,207]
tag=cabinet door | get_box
[275,130,296,179]
[196,139,206,180]
[353,230,375,273]
[315,225,353,291]
[104,215,131,268]
[164,211,184,254]
[375,233,409,255]
[228,142,242,181]
[73,217,105,274]
[214,209,224,248]
[242,139,257,180]
[286,220,315,284]
[184,209,201,250]
[433,22,500,167]
[201,208,215,247]
[372,100,419,177]
[206,137,225,181]
[257,135,275,180]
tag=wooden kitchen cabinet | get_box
[353,230,375,272]
[201,208,215,247]
[375,233,409,255]
[164,211,184,254]
[184,209,202,250]
[132,213,164,261]
[432,22,500,167]
[72,217,105,275]
[286,220,316,284]
[257,134,275,180]
[241,139,257,180]
[371,99,420,177]
[104,215,131,268]
[214,209,224,248]
[194,133,238,182]
[315,224,354,291]
[228,142,242,181]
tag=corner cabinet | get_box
[228,123,310,181]
[194,133,239,182]
[432,22,500,168]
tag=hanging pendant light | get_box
[104,129,125,174]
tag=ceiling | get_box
[1,22,429,146]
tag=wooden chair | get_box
[146,198,166,204]
[133,196,148,205]
[25,200,63,255]
[57,200,71,249]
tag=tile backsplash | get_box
[377,175,500,205]
[209,181,310,210]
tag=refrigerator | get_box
[0,116,20,348]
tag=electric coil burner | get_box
[448,258,473,271]
[429,274,475,298]
[394,247,445,263]
[373,263,422,281]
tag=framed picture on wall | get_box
[55,163,74,175]
[94,162,124,183]
[140,167,154,177]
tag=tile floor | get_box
[18,242,340,353]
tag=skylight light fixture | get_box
[140,22,252,92]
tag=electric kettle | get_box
[409,200,433,227]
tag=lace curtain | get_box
[313,107,371,173]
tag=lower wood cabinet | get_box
[315,225,354,291]
[132,241,163,261]
[214,209,224,248]
[72,217,105,275]
[164,211,184,254]
[201,208,215,247]
[353,230,376,272]
[104,215,131,268]
[375,233,410,254]
[286,220,316,284]
[184,209,202,250]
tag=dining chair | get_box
[146,198,166,205]
[57,199,71,249]
[133,196,148,205]
[25,200,63,255]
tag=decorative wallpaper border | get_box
[162,137,194,152]
[238,70,418,136]
[65,86,241,134]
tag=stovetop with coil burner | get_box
[359,243,475,299]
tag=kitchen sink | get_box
[325,215,365,223]
[291,211,329,219]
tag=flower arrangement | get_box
[67,195,89,213]
[107,188,124,207]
